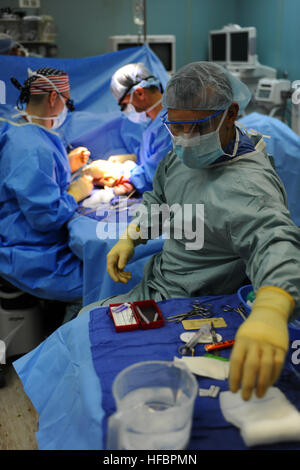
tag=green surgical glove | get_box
[229,286,294,401]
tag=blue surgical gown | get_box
[0,119,83,302]
[240,112,300,226]
[127,109,173,193]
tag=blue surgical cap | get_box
[162,61,251,111]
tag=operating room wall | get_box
[3,0,300,82]
[235,0,300,82]
[36,0,238,69]
[0,0,237,69]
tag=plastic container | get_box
[22,16,42,42]
[237,284,253,313]
[0,15,22,41]
[38,15,56,43]
[107,360,198,450]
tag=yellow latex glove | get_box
[229,286,294,401]
[68,146,91,172]
[106,224,145,283]
[68,175,93,202]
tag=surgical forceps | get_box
[221,303,248,321]
[167,300,213,323]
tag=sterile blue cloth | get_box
[13,292,300,450]
[240,112,300,226]
[67,207,164,306]
[88,294,300,450]
[0,45,170,115]
[58,111,146,159]
[14,309,104,450]
[0,119,83,301]
[128,108,173,193]
[0,44,170,160]
[0,44,170,176]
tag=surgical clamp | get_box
[221,303,248,321]
[167,300,213,323]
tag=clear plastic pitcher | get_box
[107,360,198,450]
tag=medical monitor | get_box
[229,27,256,67]
[209,30,227,64]
[107,35,176,75]
[209,26,257,69]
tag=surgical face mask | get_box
[16,93,68,129]
[123,102,149,124]
[123,92,162,124]
[172,109,229,169]
[51,95,68,129]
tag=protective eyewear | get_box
[118,75,159,111]
[161,109,223,136]
[59,93,75,112]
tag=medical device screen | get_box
[230,31,249,62]
[210,32,226,62]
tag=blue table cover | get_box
[89,293,300,451]
[14,292,300,450]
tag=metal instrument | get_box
[209,322,220,356]
[221,303,248,321]
[178,324,211,356]
[167,300,213,323]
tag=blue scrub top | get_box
[0,119,83,301]
[128,109,173,193]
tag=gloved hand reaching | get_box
[68,146,91,172]
[68,175,93,202]
[106,224,146,283]
[229,286,294,401]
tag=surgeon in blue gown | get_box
[0,67,94,302]
[102,62,173,195]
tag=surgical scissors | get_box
[221,303,248,321]
[167,300,213,323]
